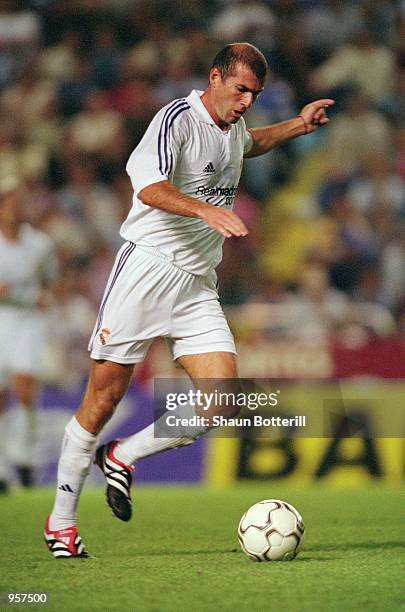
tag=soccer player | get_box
[0,177,57,492]
[45,43,333,557]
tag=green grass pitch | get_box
[1,484,404,611]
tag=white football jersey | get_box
[0,223,57,314]
[122,89,253,275]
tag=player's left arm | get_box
[244,98,335,158]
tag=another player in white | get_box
[0,177,57,492]
[45,43,333,557]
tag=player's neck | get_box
[200,91,230,132]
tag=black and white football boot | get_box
[94,440,133,522]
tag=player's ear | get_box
[209,67,222,88]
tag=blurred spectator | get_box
[347,155,405,216]
[378,67,405,126]
[211,0,275,54]
[360,0,397,46]
[351,265,385,305]
[109,72,157,150]
[57,58,95,117]
[0,0,41,87]
[186,28,218,75]
[43,207,93,264]
[82,241,116,307]
[270,25,312,108]
[285,262,349,341]
[0,121,23,183]
[44,264,97,388]
[67,89,126,162]
[124,13,171,76]
[325,90,393,176]
[154,55,206,107]
[395,128,405,180]
[271,0,302,32]
[22,174,56,229]
[38,31,83,82]
[381,225,405,311]
[326,190,380,294]
[163,0,212,33]
[302,0,363,60]
[24,95,64,163]
[56,156,122,249]
[1,63,56,132]
[242,72,297,196]
[311,27,396,105]
[393,12,405,68]
[218,189,262,305]
[90,24,122,90]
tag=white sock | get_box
[114,405,210,465]
[0,412,9,481]
[7,403,36,467]
[49,416,97,531]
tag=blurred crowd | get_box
[0,0,404,383]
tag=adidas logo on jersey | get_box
[203,161,215,173]
[58,484,74,493]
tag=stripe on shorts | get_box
[94,242,136,335]
[158,99,190,176]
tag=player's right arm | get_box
[127,101,247,239]
[138,180,247,239]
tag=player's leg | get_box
[112,269,240,469]
[46,244,167,554]
[112,351,239,469]
[176,351,241,419]
[8,373,38,487]
[7,313,50,486]
[99,351,237,522]
[48,359,134,534]
[0,386,10,493]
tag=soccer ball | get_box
[238,499,305,561]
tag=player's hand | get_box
[199,205,248,238]
[299,99,335,133]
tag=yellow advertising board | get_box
[205,382,405,485]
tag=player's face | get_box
[208,63,264,129]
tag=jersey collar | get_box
[186,89,218,126]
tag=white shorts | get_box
[0,310,47,387]
[89,242,236,364]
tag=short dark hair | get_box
[211,43,268,82]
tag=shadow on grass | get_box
[309,541,405,552]
[37,542,404,562]
[123,549,334,560]
[125,549,237,557]
[291,556,335,562]
[114,540,405,560]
